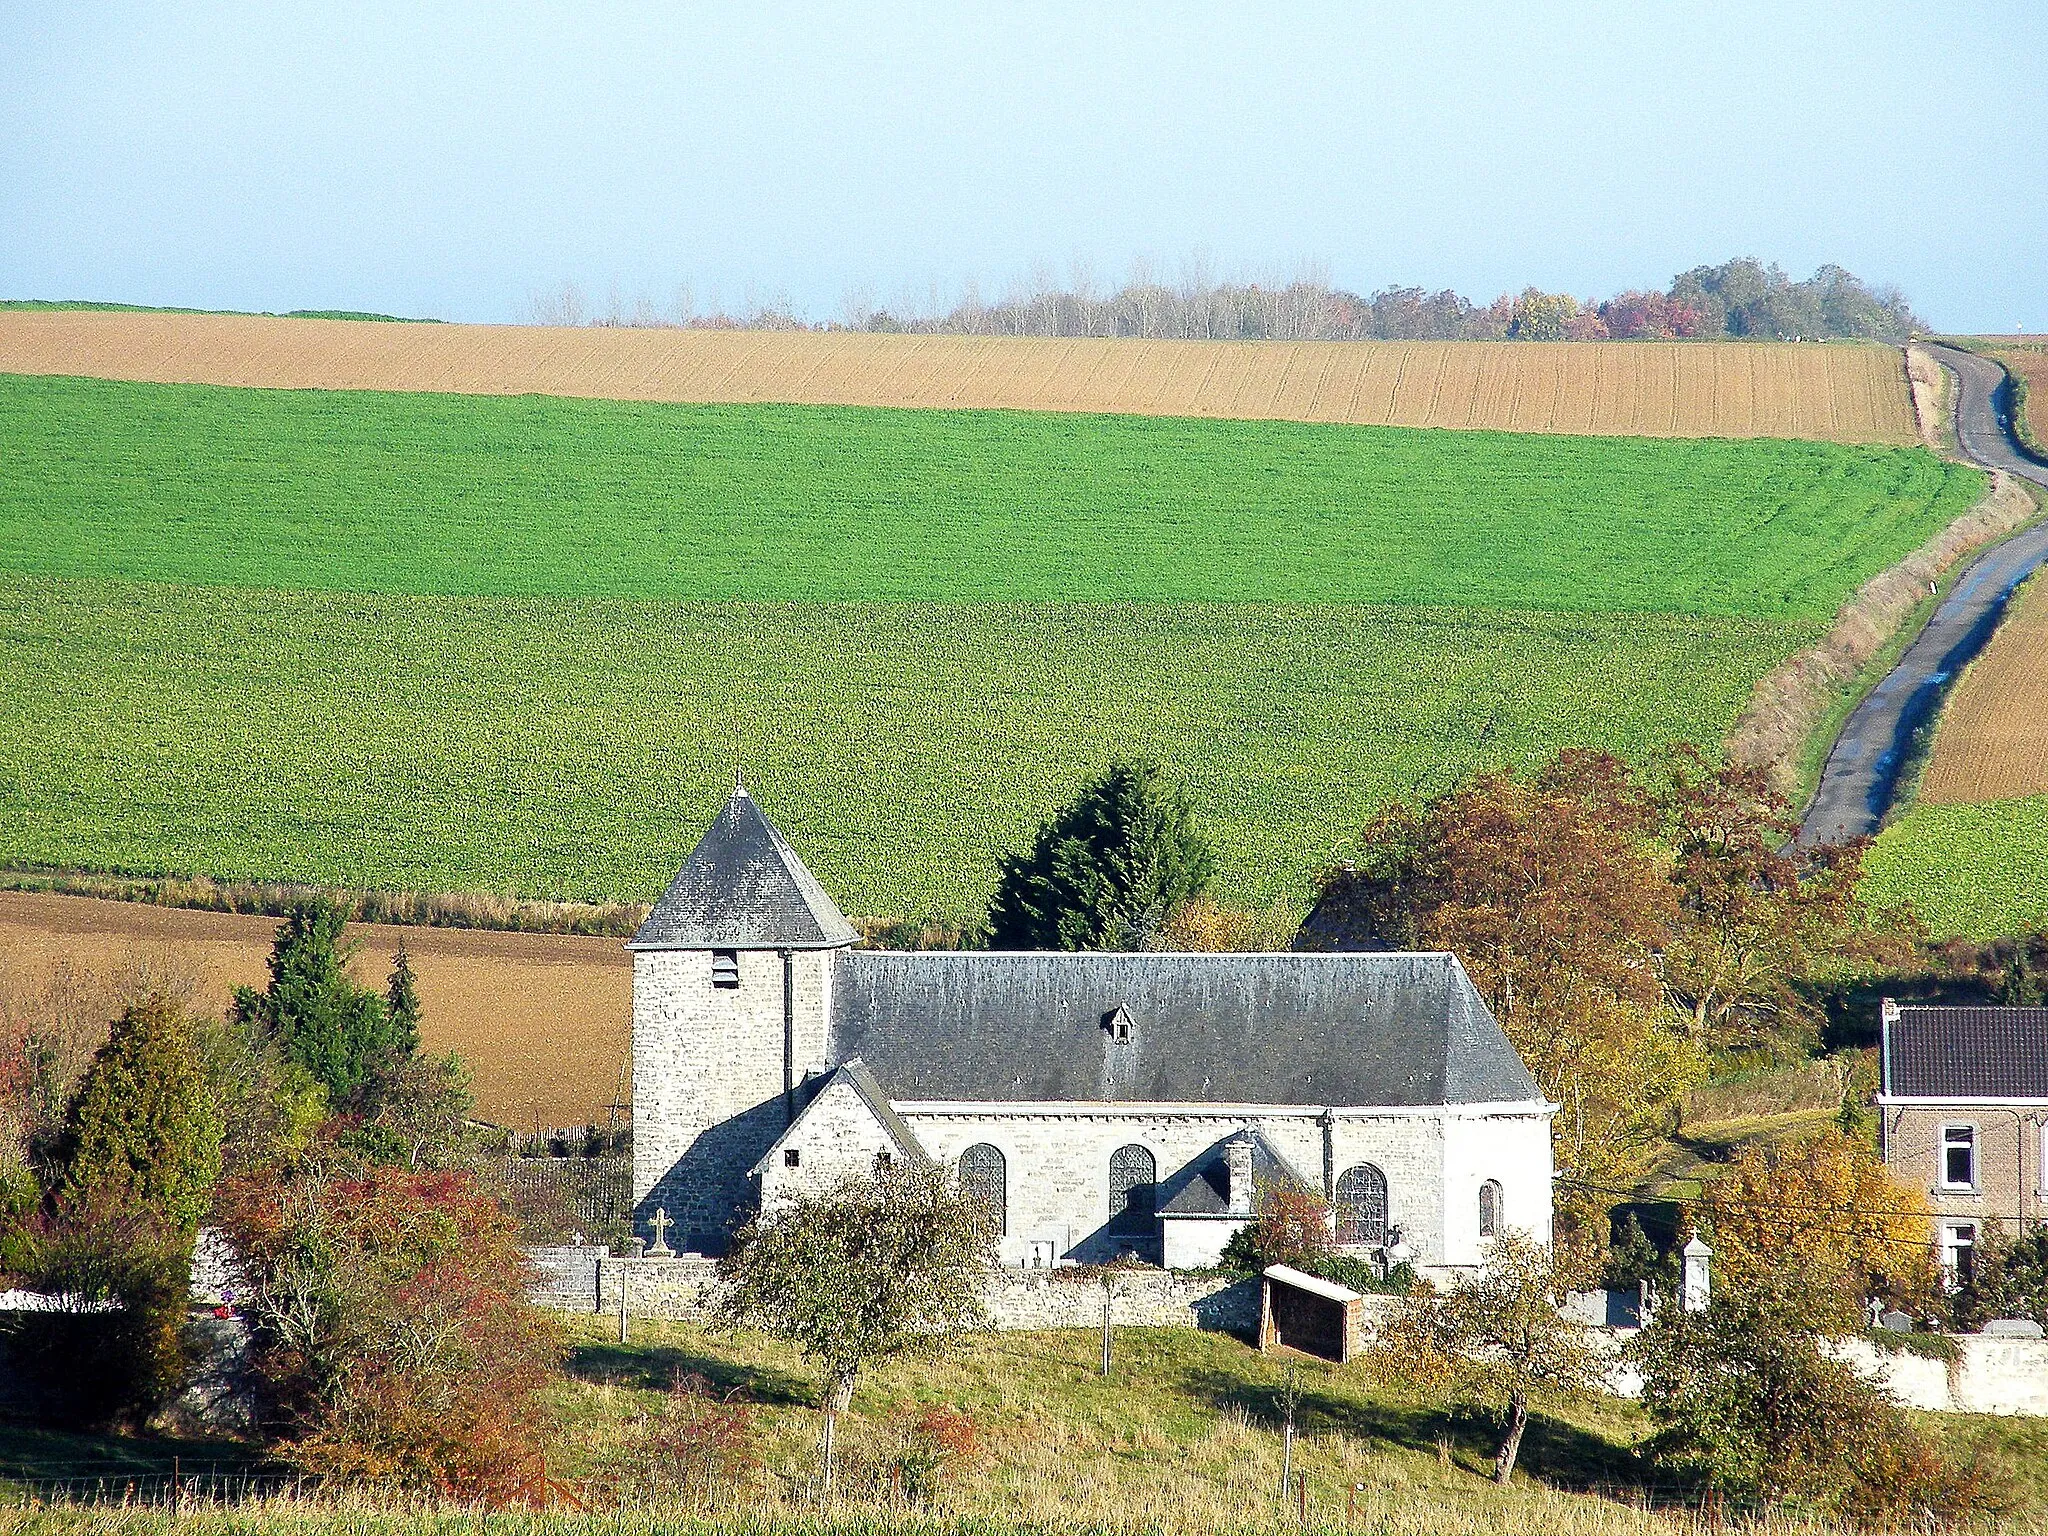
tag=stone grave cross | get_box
[648,1206,675,1258]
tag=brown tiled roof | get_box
[1884,1006,2048,1098]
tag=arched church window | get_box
[1335,1163,1389,1245]
[1478,1179,1503,1238]
[1108,1144,1157,1232]
[960,1143,1007,1236]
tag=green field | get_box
[0,375,1976,614]
[0,374,1985,917]
[1864,796,2048,939]
[0,579,1806,913]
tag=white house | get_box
[631,786,1556,1273]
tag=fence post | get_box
[618,1258,630,1344]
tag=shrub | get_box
[12,1210,193,1427]
[52,994,223,1235]
[216,1162,564,1494]
[1218,1183,1334,1273]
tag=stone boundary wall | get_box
[538,1255,1263,1337]
[1830,1336,2048,1416]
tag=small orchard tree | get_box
[1219,1183,1334,1272]
[1371,1230,1603,1485]
[233,899,412,1109]
[716,1161,994,1489]
[987,760,1215,950]
[54,994,223,1235]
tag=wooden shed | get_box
[1259,1264,1367,1364]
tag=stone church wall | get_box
[633,946,832,1254]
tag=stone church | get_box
[631,786,1556,1273]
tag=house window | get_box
[1941,1222,1978,1288]
[1108,1144,1157,1232]
[960,1144,1007,1236]
[1941,1124,1977,1190]
[1478,1179,1503,1238]
[783,1148,800,1168]
[711,949,740,988]
[1335,1163,1389,1245]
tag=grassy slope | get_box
[0,374,1983,914]
[0,375,1976,615]
[0,581,1802,912]
[1864,795,2048,939]
[4,1319,2042,1530]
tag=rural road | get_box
[1799,345,2048,846]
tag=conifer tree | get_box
[55,995,224,1235]
[987,759,1215,950]
[385,940,423,1061]
[233,899,410,1109]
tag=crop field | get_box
[1865,795,2048,939]
[0,891,629,1127]
[0,375,1974,615]
[0,578,1813,916]
[1919,574,2048,805]
[1985,341,2048,450]
[0,308,1921,441]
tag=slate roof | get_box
[828,951,1543,1108]
[630,787,859,951]
[1157,1128,1313,1217]
[1883,1006,2048,1099]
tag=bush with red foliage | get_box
[215,1161,564,1496]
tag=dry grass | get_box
[1979,341,2048,453]
[1920,573,2048,805]
[0,891,628,1131]
[1725,470,2041,796]
[0,311,1918,443]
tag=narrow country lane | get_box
[1799,344,2048,846]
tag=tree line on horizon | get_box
[533,258,1921,344]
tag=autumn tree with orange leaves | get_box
[1696,1128,1936,1329]
[1303,748,1900,1248]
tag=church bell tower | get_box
[628,784,857,1253]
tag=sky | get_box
[2,2,2044,333]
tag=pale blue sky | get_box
[3,2,2043,331]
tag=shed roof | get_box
[1157,1128,1313,1217]
[630,787,858,951]
[829,950,1543,1108]
[1883,1006,2048,1099]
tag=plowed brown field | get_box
[0,891,628,1130]
[1921,574,2048,805]
[1987,343,2048,447]
[0,311,1916,442]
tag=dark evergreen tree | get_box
[233,899,409,1109]
[986,760,1215,950]
[55,995,224,1234]
[385,940,423,1061]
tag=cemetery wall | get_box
[549,1255,1263,1335]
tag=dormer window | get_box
[783,1148,800,1168]
[711,949,740,988]
[1103,1005,1134,1043]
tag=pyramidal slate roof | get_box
[827,951,1544,1108]
[629,787,858,951]
[1883,1006,2048,1099]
